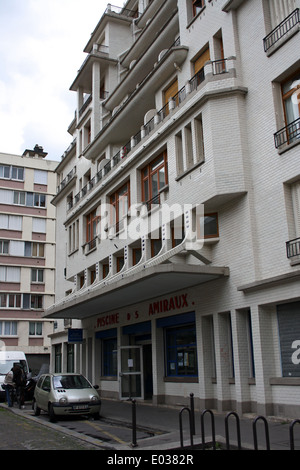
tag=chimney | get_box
[22,144,48,158]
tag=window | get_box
[282,71,300,144]
[10,240,24,256]
[0,165,10,179]
[193,47,210,86]
[34,170,48,185]
[29,322,42,336]
[0,294,21,308]
[151,230,162,257]
[204,213,219,238]
[0,215,22,231]
[192,0,205,17]
[34,193,46,208]
[31,268,44,283]
[0,266,20,282]
[116,256,124,272]
[13,191,26,205]
[102,263,109,278]
[55,345,62,373]
[103,338,117,376]
[0,189,14,204]
[86,209,99,246]
[30,295,43,309]
[0,240,9,254]
[0,321,17,336]
[142,152,168,207]
[12,166,24,181]
[32,218,46,233]
[164,80,178,116]
[69,220,79,254]
[132,247,142,266]
[110,182,130,232]
[25,242,44,257]
[165,325,198,376]
[0,165,24,181]
[67,344,74,373]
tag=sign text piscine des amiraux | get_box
[95,293,191,328]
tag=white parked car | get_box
[33,373,101,422]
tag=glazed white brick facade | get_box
[47,0,300,418]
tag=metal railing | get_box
[274,117,300,148]
[64,57,230,209]
[179,401,300,450]
[263,9,300,52]
[56,166,76,193]
[105,4,140,18]
[286,237,300,258]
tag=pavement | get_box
[1,398,300,451]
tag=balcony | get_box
[57,167,76,192]
[263,9,300,54]
[66,57,236,212]
[274,118,300,150]
[286,237,300,259]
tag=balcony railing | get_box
[57,166,76,193]
[286,237,300,258]
[79,94,92,117]
[83,237,98,254]
[105,4,140,18]
[66,58,231,210]
[263,9,300,52]
[274,117,300,149]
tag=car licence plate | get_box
[72,404,89,410]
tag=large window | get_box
[165,325,198,377]
[103,338,117,376]
[0,266,20,282]
[0,214,22,231]
[142,152,168,207]
[0,321,17,336]
[0,294,21,309]
[0,165,24,181]
[282,71,300,144]
[86,209,99,248]
[110,182,130,232]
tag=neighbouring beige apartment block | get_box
[46,0,300,418]
[0,145,57,376]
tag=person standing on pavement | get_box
[3,368,14,407]
[12,363,26,409]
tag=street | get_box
[0,407,98,450]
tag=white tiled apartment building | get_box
[46,0,300,418]
[0,146,57,373]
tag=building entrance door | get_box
[119,346,143,400]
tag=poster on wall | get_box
[277,302,300,377]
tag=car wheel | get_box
[33,399,41,416]
[48,403,56,423]
[91,412,100,420]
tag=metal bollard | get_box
[131,399,138,447]
[252,415,270,450]
[225,411,241,450]
[190,393,195,435]
[289,419,300,450]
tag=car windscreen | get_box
[0,360,27,375]
[52,375,92,390]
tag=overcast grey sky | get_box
[0,0,124,161]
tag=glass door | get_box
[119,346,143,400]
